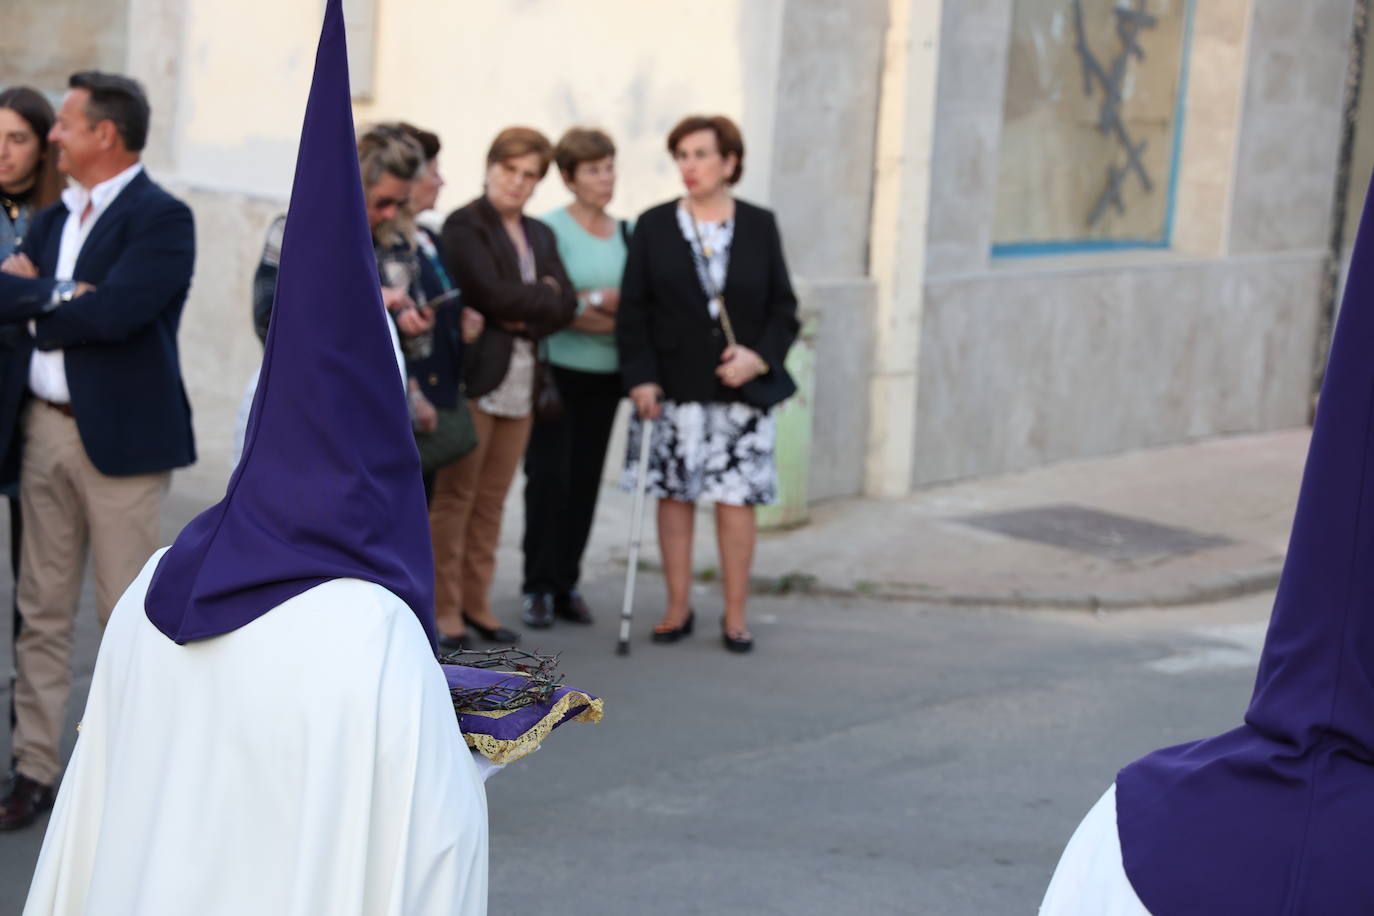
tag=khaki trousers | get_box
[429,403,532,634]
[13,402,168,785]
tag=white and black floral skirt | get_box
[622,400,777,506]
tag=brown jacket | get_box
[440,195,576,398]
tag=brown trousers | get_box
[429,403,532,634]
[12,402,168,785]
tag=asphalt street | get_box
[0,550,1272,915]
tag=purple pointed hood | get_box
[144,0,436,648]
[1117,177,1374,913]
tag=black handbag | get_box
[739,353,797,409]
[415,400,478,474]
[532,350,564,422]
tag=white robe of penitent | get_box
[23,549,488,916]
[1039,784,1150,916]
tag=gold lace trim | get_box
[461,690,604,765]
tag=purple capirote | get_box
[1117,174,1374,913]
[143,0,436,648]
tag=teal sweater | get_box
[539,207,630,374]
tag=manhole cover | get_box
[956,504,1233,561]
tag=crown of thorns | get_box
[439,647,564,712]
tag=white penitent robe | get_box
[24,549,488,916]
[1039,785,1150,916]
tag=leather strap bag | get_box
[686,212,796,410]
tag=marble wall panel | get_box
[805,279,879,501]
[1230,0,1354,254]
[925,0,1014,277]
[912,254,1323,486]
[769,0,888,278]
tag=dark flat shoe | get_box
[652,609,695,643]
[437,630,471,652]
[520,593,554,629]
[0,771,54,832]
[721,622,753,654]
[464,613,521,644]
[554,590,594,625]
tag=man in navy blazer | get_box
[0,71,195,830]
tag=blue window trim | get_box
[991,0,1197,259]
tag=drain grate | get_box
[956,504,1233,561]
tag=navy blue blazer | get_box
[408,227,464,410]
[0,170,197,476]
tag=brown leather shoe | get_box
[0,770,55,831]
[554,590,594,625]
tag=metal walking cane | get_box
[616,417,655,656]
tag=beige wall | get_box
[357,1,785,218]
[172,0,322,197]
[1,0,128,94]
[169,0,784,213]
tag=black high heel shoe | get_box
[652,609,695,643]
[462,613,521,645]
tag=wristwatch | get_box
[48,280,77,311]
[586,289,605,308]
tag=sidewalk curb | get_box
[619,559,1285,612]
[824,562,1285,611]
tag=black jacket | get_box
[0,170,197,476]
[440,196,576,398]
[616,198,798,404]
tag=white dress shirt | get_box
[29,162,145,403]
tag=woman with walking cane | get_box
[615,114,799,654]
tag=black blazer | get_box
[616,198,798,404]
[440,196,576,398]
[0,170,197,476]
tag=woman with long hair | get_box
[0,87,63,730]
[0,87,63,258]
